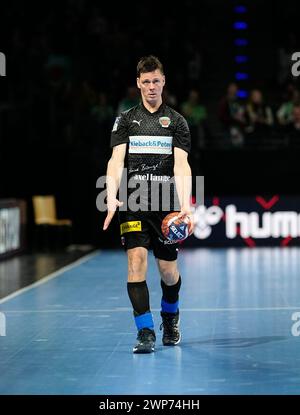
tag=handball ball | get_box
[161,212,192,243]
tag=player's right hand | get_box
[103,198,123,230]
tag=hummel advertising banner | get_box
[185,195,300,247]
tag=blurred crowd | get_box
[1,0,300,173]
[217,81,300,149]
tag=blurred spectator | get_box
[218,83,246,147]
[117,86,140,114]
[291,105,300,130]
[162,88,178,109]
[45,53,72,88]
[73,80,97,115]
[284,105,300,146]
[90,92,114,161]
[277,83,300,126]
[91,92,114,126]
[180,89,207,174]
[181,89,207,149]
[64,79,98,149]
[245,89,274,138]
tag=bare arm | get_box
[103,143,126,230]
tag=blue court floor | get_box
[1,248,300,395]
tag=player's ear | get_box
[136,77,141,89]
[162,75,166,86]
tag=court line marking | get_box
[2,306,300,313]
[0,250,100,305]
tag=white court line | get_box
[2,306,300,313]
[0,250,100,305]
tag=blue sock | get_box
[134,312,154,331]
[161,299,179,314]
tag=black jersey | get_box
[110,102,191,211]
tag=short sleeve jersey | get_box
[110,102,191,211]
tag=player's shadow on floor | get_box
[182,335,288,348]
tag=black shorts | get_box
[118,211,179,261]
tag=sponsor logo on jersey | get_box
[120,221,142,235]
[129,136,172,154]
[132,119,142,126]
[159,116,171,128]
[112,116,121,132]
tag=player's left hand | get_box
[178,207,194,234]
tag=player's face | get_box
[137,70,165,105]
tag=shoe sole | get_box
[133,347,155,354]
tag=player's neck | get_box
[142,98,163,113]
